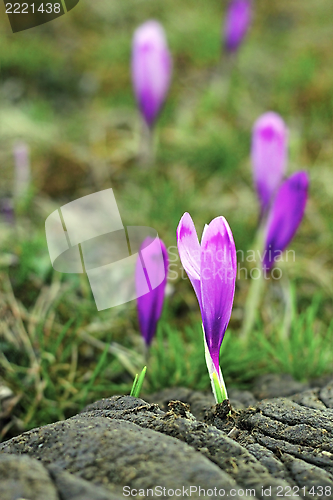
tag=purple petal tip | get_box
[263,171,309,271]
[224,0,252,53]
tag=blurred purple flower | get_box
[251,112,288,215]
[131,20,172,128]
[224,0,252,53]
[13,141,30,201]
[135,236,168,346]
[263,171,309,271]
[0,198,14,224]
[177,213,237,374]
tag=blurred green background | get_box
[0,0,333,437]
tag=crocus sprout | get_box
[131,20,172,129]
[135,237,168,350]
[223,0,252,54]
[177,213,237,404]
[251,112,288,217]
[130,366,147,398]
[263,171,309,272]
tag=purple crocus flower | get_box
[224,0,252,53]
[177,213,237,396]
[263,171,309,271]
[251,112,288,215]
[131,20,172,128]
[135,236,168,346]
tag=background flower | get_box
[136,237,169,346]
[263,171,309,271]
[132,20,172,128]
[224,0,252,53]
[251,112,288,215]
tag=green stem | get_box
[208,50,236,98]
[138,121,155,168]
[241,273,265,340]
[212,372,223,404]
[240,223,267,340]
[219,365,228,401]
[280,276,295,340]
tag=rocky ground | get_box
[0,374,332,500]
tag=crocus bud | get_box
[251,112,288,215]
[135,237,168,346]
[131,20,172,128]
[263,171,309,271]
[224,0,252,53]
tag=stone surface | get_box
[0,453,59,500]
[47,464,125,500]
[0,408,242,500]
[290,388,328,410]
[0,374,333,500]
[79,396,301,500]
[320,381,333,408]
[252,373,309,399]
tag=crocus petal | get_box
[177,212,202,310]
[200,217,237,373]
[136,237,168,345]
[251,112,288,215]
[224,0,252,53]
[263,171,309,271]
[131,20,172,128]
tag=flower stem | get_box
[240,223,266,340]
[138,121,155,167]
[241,273,265,340]
[219,365,228,401]
[280,276,295,340]
[212,372,223,404]
[202,324,228,404]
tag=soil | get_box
[0,374,332,500]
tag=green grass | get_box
[0,0,333,438]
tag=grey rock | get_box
[252,374,309,400]
[320,381,333,408]
[82,395,292,500]
[0,411,240,500]
[228,388,257,409]
[47,464,124,500]
[282,453,333,494]
[241,398,333,474]
[0,453,59,500]
[1,378,333,500]
[290,388,328,410]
